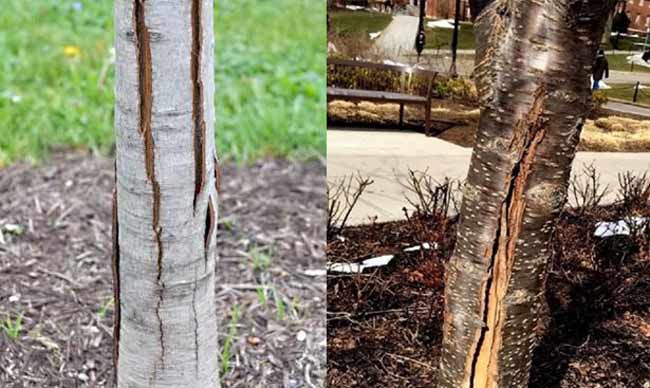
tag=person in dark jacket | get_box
[592,49,609,90]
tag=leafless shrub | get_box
[327,173,374,237]
[617,171,650,241]
[617,171,650,211]
[569,163,609,216]
[400,169,460,220]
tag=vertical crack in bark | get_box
[192,0,206,211]
[154,227,165,367]
[111,185,120,386]
[134,0,165,371]
[204,195,216,271]
[214,155,222,194]
[469,88,547,388]
[192,271,200,376]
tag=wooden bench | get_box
[327,58,437,134]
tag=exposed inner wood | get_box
[469,88,547,388]
[192,0,206,210]
[134,0,166,369]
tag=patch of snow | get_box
[626,53,650,68]
[427,19,455,29]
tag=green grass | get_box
[603,34,648,51]
[330,10,393,35]
[607,54,650,74]
[425,23,476,50]
[2,314,23,340]
[602,83,650,105]
[0,0,325,166]
[220,304,240,378]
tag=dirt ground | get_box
[327,201,650,387]
[327,99,650,152]
[0,151,326,388]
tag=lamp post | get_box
[415,0,427,61]
[450,0,461,76]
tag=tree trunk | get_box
[438,1,615,387]
[113,1,219,387]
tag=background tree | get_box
[113,0,219,386]
[438,1,616,387]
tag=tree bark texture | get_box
[438,1,615,387]
[113,1,219,387]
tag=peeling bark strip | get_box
[192,0,206,210]
[468,88,547,388]
[111,187,120,385]
[438,1,616,387]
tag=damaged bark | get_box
[438,1,616,387]
[113,1,219,387]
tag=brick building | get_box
[400,0,471,20]
[622,0,650,31]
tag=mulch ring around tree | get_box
[327,207,650,387]
[0,150,326,388]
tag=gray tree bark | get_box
[113,1,219,387]
[438,1,616,387]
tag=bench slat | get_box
[327,87,428,104]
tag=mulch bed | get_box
[0,151,326,388]
[327,205,650,387]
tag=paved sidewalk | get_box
[328,129,650,225]
[604,101,650,117]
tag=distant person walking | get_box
[592,49,609,90]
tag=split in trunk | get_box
[438,1,616,387]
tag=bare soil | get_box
[327,206,650,387]
[0,151,325,388]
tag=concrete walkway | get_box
[604,101,650,117]
[375,15,419,56]
[328,129,650,225]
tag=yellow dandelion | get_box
[63,45,81,58]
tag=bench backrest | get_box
[327,58,438,98]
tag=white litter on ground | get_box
[303,269,327,277]
[427,19,455,29]
[328,254,395,273]
[345,5,365,11]
[369,31,382,40]
[403,242,435,252]
[328,262,362,274]
[594,217,647,237]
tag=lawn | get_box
[607,54,650,74]
[424,23,476,50]
[0,0,325,166]
[329,10,393,35]
[602,83,650,105]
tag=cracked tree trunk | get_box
[438,1,615,387]
[113,0,219,387]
